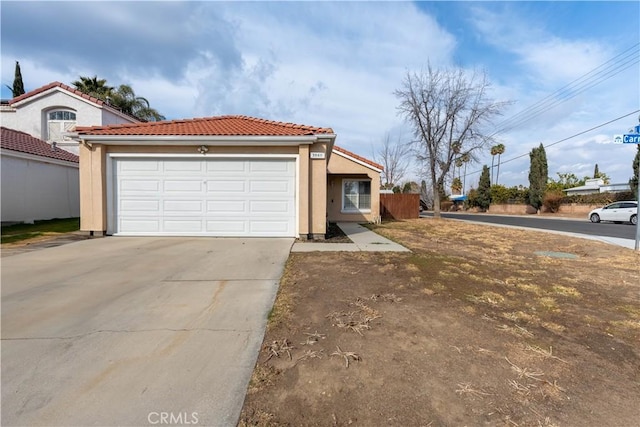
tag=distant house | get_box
[1,127,80,223]
[0,81,139,155]
[564,178,631,196]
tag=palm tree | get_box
[490,145,499,184]
[72,75,113,100]
[461,153,470,194]
[72,77,165,122]
[494,144,506,185]
[108,84,165,122]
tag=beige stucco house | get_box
[69,115,381,239]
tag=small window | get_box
[49,111,76,121]
[343,180,371,212]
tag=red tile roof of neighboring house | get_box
[10,81,108,106]
[333,145,383,171]
[8,81,139,122]
[1,127,79,163]
[74,115,335,136]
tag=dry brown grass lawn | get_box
[240,218,640,427]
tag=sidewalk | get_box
[291,222,410,252]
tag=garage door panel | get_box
[207,200,246,213]
[206,220,247,233]
[206,180,246,192]
[120,180,160,192]
[250,180,290,193]
[163,220,204,232]
[114,158,296,237]
[250,161,293,173]
[163,161,204,173]
[120,161,160,172]
[120,219,160,233]
[163,200,203,213]
[207,161,247,173]
[121,200,160,213]
[250,200,290,213]
[164,180,202,192]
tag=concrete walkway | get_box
[291,222,410,252]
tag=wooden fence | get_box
[380,193,420,220]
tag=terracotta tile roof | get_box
[74,115,335,136]
[1,127,79,163]
[333,145,383,171]
[10,81,107,107]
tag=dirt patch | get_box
[240,218,640,426]
[295,223,352,243]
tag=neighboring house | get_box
[564,178,631,196]
[69,115,381,239]
[0,81,139,155]
[1,127,80,223]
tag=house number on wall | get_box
[310,152,325,159]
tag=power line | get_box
[466,109,640,178]
[489,43,640,137]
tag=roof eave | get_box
[67,133,336,146]
[332,148,383,173]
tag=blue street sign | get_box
[623,134,640,143]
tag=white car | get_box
[588,201,638,225]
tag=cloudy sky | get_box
[2,1,639,189]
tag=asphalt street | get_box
[421,212,636,240]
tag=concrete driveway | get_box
[1,236,293,427]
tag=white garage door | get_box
[111,157,296,237]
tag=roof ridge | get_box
[75,115,335,136]
[9,81,140,122]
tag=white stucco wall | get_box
[1,152,80,223]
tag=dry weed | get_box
[370,293,403,303]
[505,357,544,380]
[300,331,326,346]
[524,344,568,364]
[455,383,493,398]
[264,339,294,362]
[295,349,324,365]
[508,379,536,396]
[331,345,361,368]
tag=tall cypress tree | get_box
[593,163,599,179]
[476,165,491,211]
[528,143,548,211]
[8,61,25,97]
[630,145,640,200]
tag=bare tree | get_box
[376,133,410,189]
[395,64,508,217]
